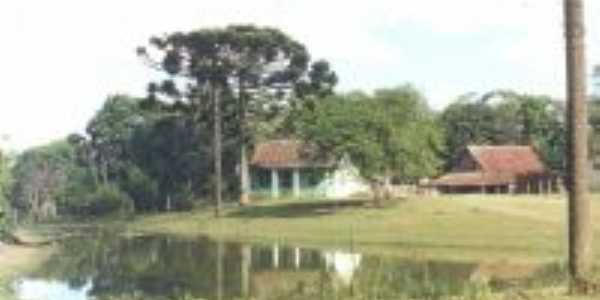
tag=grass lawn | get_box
[129,194,587,263]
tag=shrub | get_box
[121,166,159,212]
[85,184,133,216]
[170,183,195,211]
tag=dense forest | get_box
[2,24,600,223]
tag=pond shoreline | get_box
[0,241,53,300]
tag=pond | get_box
[12,231,566,300]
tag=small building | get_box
[250,140,370,199]
[429,145,560,194]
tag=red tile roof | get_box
[251,139,334,169]
[468,145,546,175]
[431,145,548,187]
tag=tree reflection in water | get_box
[14,232,558,300]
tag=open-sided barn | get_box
[429,145,561,194]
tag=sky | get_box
[0,0,599,151]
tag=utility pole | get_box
[564,0,592,282]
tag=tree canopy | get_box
[294,85,444,203]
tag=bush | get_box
[169,183,195,212]
[85,184,133,216]
[121,166,159,212]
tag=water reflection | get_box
[13,233,559,300]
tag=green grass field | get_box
[129,195,586,262]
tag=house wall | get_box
[317,158,370,199]
[250,158,370,199]
[250,168,329,198]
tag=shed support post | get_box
[271,169,280,199]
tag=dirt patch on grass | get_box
[470,260,542,282]
[0,243,53,281]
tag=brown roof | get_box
[468,145,546,175]
[431,145,548,187]
[251,139,334,169]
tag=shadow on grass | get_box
[227,199,370,218]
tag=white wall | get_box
[318,156,370,199]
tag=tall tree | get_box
[137,25,336,211]
[296,85,443,205]
[128,114,219,212]
[10,141,75,221]
[86,95,149,184]
[439,95,497,166]
[564,0,592,284]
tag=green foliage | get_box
[83,184,133,216]
[0,150,10,227]
[10,140,79,221]
[128,114,230,210]
[138,25,337,204]
[9,138,138,220]
[137,24,334,142]
[295,84,444,184]
[120,166,159,212]
[54,159,97,215]
[439,91,566,171]
[86,94,151,184]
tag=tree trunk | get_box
[383,175,392,200]
[564,0,592,284]
[240,142,250,206]
[239,79,251,206]
[165,194,171,212]
[370,180,383,207]
[214,84,223,218]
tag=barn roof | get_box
[467,145,546,175]
[431,145,548,187]
[251,139,334,169]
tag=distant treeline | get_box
[2,24,600,222]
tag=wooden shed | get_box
[429,145,561,194]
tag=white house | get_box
[250,140,370,199]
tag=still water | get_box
[13,232,563,300]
